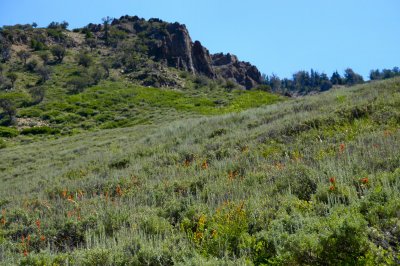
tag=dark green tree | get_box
[38,51,50,65]
[77,51,92,67]
[344,68,364,86]
[29,86,46,104]
[330,71,343,85]
[102,16,113,46]
[51,45,66,63]
[16,50,31,65]
[6,72,17,88]
[0,98,16,124]
[35,65,51,83]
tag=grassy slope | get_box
[0,78,399,265]
[1,44,281,147]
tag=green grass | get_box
[0,78,399,265]
[1,42,282,146]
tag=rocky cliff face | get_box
[112,16,262,89]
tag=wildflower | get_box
[211,229,217,238]
[61,189,67,198]
[116,185,122,196]
[23,250,28,256]
[35,219,41,231]
[384,130,392,137]
[0,217,5,226]
[329,177,336,184]
[195,232,203,241]
[360,177,369,184]
[40,235,46,242]
[329,185,335,191]
[339,143,345,153]
[27,234,31,242]
[201,160,208,170]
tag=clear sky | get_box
[1,0,399,79]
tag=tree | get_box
[0,63,3,74]
[67,76,90,94]
[330,71,343,85]
[51,45,66,63]
[101,61,111,78]
[35,65,51,83]
[0,98,16,124]
[102,16,113,46]
[26,59,38,72]
[60,21,69,30]
[38,51,50,65]
[369,69,381,80]
[269,74,281,91]
[17,50,31,65]
[29,86,45,104]
[85,37,97,52]
[77,51,92,67]
[0,38,11,62]
[32,22,38,28]
[6,72,17,88]
[344,68,364,86]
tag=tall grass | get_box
[0,78,399,265]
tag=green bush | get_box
[0,126,18,138]
[20,126,60,135]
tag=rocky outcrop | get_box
[112,16,263,89]
[212,53,262,89]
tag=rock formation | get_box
[112,16,263,89]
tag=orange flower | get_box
[329,177,336,184]
[27,234,31,242]
[40,235,46,242]
[384,130,392,137]
[116,185,123,196]
[201,160,208,170]
[61,189,67,198]
[360,177,369,184]
[228,170,238,181]
[339,143,345,153]
[0,217,5,226]
[329,185,335,191]
[23,250,28,256]
[36,219,41,231]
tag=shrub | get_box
[26,59,38,72]
[275,164,317,201]
[30,39,46,51]
[76,51,92,67]
[51,45,66,63]
[0,126,18,138]
[20,126,59,135]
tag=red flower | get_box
[339,143,345,153]
[329,185,335,191]
[36,219,41,231]
[360,177,369,184]
[329,177,336,184]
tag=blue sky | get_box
[1,0,399,79]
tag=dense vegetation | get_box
[0,77,399,265]
[264,67,399,95]
[0,18,399,265]
[0,20,281,147]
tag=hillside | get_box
[0,16,281,147]
[0,76,399,264]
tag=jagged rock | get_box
[108,16,263,89]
